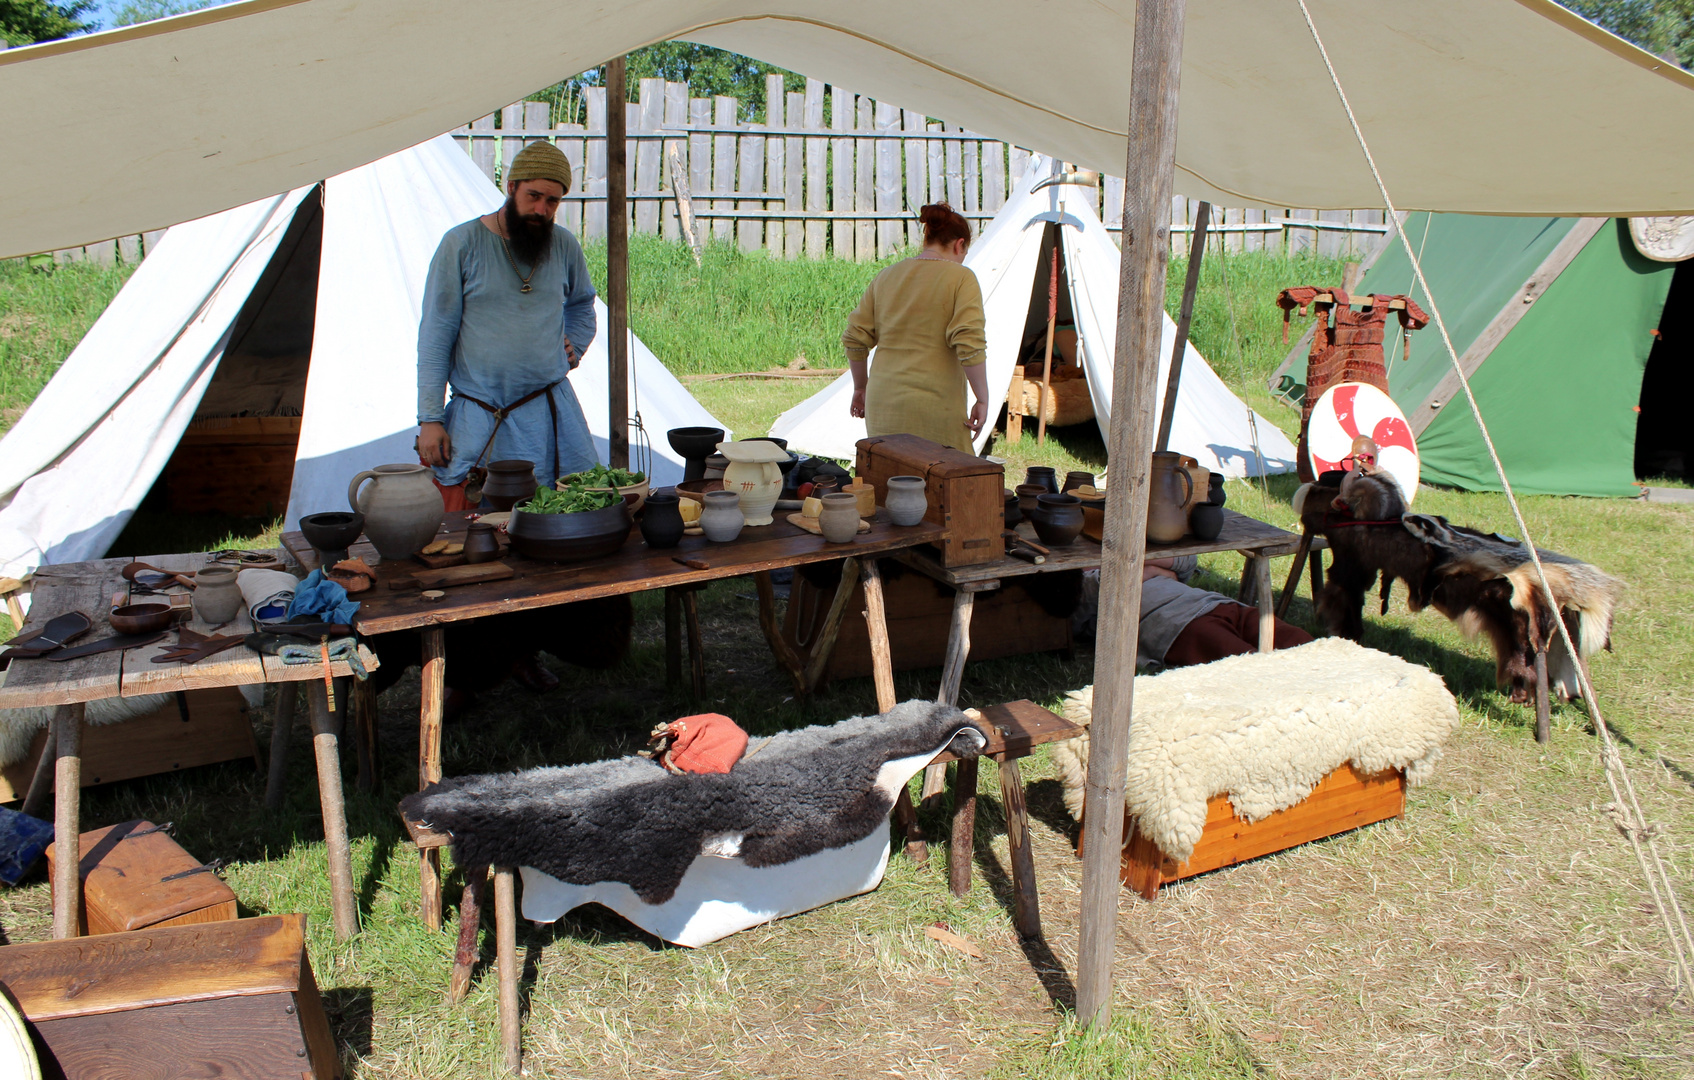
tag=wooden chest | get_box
[855,435,1004,567]
[0,914,340,1079]
[46,819,237,937]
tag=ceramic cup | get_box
[818,493,861,543]
[193,565,244,624]
[885,476,928,527]
[699,490,745,543]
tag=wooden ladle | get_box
[121,562,199,589]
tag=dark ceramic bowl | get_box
[667,426,727,461]
[109,602,177,635]
[508,502,633,562]
[299,511,366,554]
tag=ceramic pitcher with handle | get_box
[348,464,443,560]
[1147,452,1195,544]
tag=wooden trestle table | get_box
[0,552,376,943]
[282,509,948,930]
[895,507,1325,899]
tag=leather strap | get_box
[43,631,167,661]
[454,381,562,475]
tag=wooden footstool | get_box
[935,700,1081,938]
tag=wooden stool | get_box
[401,812,522,1074]
[936,700,1081,939]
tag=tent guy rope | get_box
[1296,0,1694,995]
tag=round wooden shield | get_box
[1306,382,1419,504]
[1629,216,1694,263]
[0,987,40,1080]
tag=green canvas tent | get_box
[1271,215,1691,497]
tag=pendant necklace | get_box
[499,236,537,293]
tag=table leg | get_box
[1254,554,1274,654]
[51,703,83,940]
[664,588,682,686]
[1277,529,1314,620]
[860,560,896,712]
[683,589,705,696]
[419,627,446,931]
[754,571,808,697]
[801,557,862,693]
[948,757,977,896]
[449,865,486,1003]
[310,681,358,941]
[1309,545,1325,598]
[20,717,58,819]
[264,681,299,811]
[926,590,976,800]
[354,676,379,794]
[998,757,1041,938]
[495,867,521,1075]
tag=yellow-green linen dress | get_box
[842,257,988,451]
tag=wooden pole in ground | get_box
[51,704,83,940]
[1036,249,1059,445]
[606,55,630,469]
[1077,0,1188,1028]
[1155,200,1209,452]
[310,681,358,941]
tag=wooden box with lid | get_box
[855,435,1004,567]
[0,913,340,1079]
[45,819,237,937]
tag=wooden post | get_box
[1037,249,1059,445]
[1156,200,1209,452]
[419,627,446,930]
[264,681,298,810]
[309,682,358,940]
[51,704,83,940]
[666,143,702,265]
[1078,0,1188,1029]
[495,867,520,1074]
[606,56,630,470]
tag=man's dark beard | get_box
[503,198,553,268]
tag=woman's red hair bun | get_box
[918,202,972,249]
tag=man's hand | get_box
[563,335,582,370]
[849,387,866,419]
[967,398,989,436]
[418,422,451,467]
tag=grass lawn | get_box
[1,241,1690,1077]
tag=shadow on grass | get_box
[322,985,375,1071]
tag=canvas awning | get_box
[3,0,1694,258]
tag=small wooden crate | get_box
[162,415,302,516]
[855,434,1004,567]
[45,819,237,936]
[0,914,340,1079]
[0,686,258,803]
[1119,764,1406,900]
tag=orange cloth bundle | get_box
[642,713,749,775]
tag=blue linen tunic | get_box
[417,218,600,488]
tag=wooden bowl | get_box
[109,603,177,635]
[507,502,633,562]
[674,479,725,504]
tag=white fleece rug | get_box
[1052,638,1458,863]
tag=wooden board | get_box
[45,819,238,936]
[287,510,948,636]
[399,561,514,591]
[0,686,258,802]
[161,417,301,517]
[932,699,1081,764]
[1118,763,1406,900]
[0,559,130,708]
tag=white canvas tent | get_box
[771,156,1298,478]
[0,135,727,582]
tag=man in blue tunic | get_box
[417,140,599,501]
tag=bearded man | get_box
[417,140,598,505]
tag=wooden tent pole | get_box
[606,55,630,469]
[1036,247,1059,445]
[1077,0,1187,1028]
[1155,200,1209,452]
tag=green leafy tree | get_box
[0,0,96,45]
[531,43,803,126]
[109,0,217,28]
[1560,0,1694,68]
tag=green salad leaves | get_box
[517,464,646,514]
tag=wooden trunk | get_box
[1118,764,1406,900]
[0,914,340,1079]
[855,435,1003,567]
[0,686,258,803]
[783,568,1071,679]
[161,416,301,517]
[45,820,238,937]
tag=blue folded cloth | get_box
[0,806,55,885]
[285,569,360,625]
[278,636,369,679]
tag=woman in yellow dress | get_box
[842,203,990,451]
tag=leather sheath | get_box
[44,631,167,661]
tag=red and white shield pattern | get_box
[1307,382,1420,505]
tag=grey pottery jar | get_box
[818,492,860,543]
[699,490,745,542]
[885,475,929,526]
[193,565,245,624]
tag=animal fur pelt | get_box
[1296,480,1621,703]
[400,699,984,906]
[1049,638,1458,861]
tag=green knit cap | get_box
[506,141,573,195]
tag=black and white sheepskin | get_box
[400,700,984,946]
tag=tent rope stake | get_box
[1297,0,1694,996]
